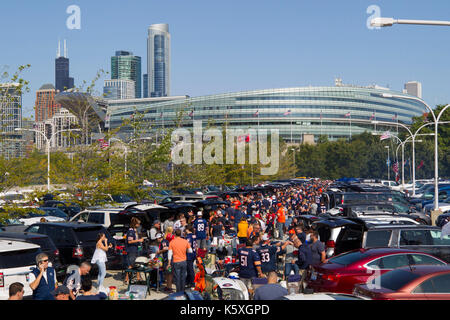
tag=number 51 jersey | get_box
[237,247,260,279]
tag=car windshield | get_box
[41,208,68,219]
[112,195,134,203]
[74,227,110,244]
[0,194,25,201]
[374,269,421,291]
[328,251,369,266]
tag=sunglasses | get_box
[40,259,49,263]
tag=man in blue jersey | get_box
[257,234,292,276]
[237,238,264,290]
[193,212,208,250]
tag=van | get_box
[0,239,41,300]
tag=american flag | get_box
[189,110,194,117]
[344,112,351,117]
[392,114,397,120]
[380,131,391,141]
[160,112,163,118]
[253,110,259,117]
[417,160,424,170]
[320,111,323,119]
[369,112,375,121]
[393,161,399,174]
[283,109,291,116]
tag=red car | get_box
[306,248,446,294]
[353,265,450,300]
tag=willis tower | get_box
[55,39,74,92]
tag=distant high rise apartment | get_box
[103,79,135,100]
[0,83,23,159]
[35,84,61,122]
[55,40,74,92]
[143,74,148,98]
[404,81,422,99]
[111,51,141,98]
[35,108,78,151]
[147,24,170,97]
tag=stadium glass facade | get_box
[106,85,429,143]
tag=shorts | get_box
[127,251,138,266]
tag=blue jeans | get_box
[277,222,284,239]
[173,260,187,293]
[285,262,299,278]
[96,261,106,288]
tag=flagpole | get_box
[320,110,323,137]
[290,114,293,144]
[350,112,352,139]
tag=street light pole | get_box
[385,146,390,180]
[371,17,450,28]
[16,128,80,191]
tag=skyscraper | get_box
[111,51,141,98]
[404,81,422,99]
[103,79,135,100]
[143,74,148,98]
[35,84,61,122]
[147,24,170,97]
[55,40,74,92]
[0,83,23,159]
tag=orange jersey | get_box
[277,207,286,223]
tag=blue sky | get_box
[1,0,450,118]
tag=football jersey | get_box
[193,218,208,240]
[237,247,260,279]
[257,244,280,273]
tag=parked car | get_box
[281,293,365,300]
[23,222,120,271]
[0,230,63,279]
[306,248,447,294]
[0,239,41,300]
[353,265,450,300]
[334,222,450,262]
[42,200,82,218]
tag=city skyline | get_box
[1,1,450,118]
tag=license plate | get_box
[310,272,317,281]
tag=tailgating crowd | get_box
[8,180,332,301]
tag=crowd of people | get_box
[7,180,331,301]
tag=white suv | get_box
[0,239,41,300]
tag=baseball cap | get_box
[53,285,70,296]
[153,220,161,225]
[262,234,270,241]
[155,233,163,239]
[197,211,203,216]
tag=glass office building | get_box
[147,24,170,97]
[106,85,428,142]
[111,51,142,98]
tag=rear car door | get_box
[398,229,434,256]
[428,229,450,263]
[363,230,393,249]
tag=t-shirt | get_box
[64,268,81,296]
[193,218,208,240]
[237,221,249,238]
[211,224,223,237]
[159,239,170,263]
[237,247,260,279]
[126,228,139,253]
[185,233,197,261]
[169,237,191,263]
[309,240,325,266]
[253,284,288,300]
[75,292,107,300]
[276,208,286,223]
[257,245,281,273]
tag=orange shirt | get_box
[277,207,286,223]
[169,237,191,263]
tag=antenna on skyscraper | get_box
[57,39,61,58]
[64,39,67,58]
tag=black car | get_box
[23,222,120,271]
[0,229,64,279]
[42,200,82,218]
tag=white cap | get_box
[262,234,270,241]
[197,211,203,216]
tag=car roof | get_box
[30,222,105,229]
[0,239,40,252]
[395,264,450,275]
[347,247,442,257]
[0,231,49,240]
[365,224,439,230]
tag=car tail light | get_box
[321,273,340,282]
[72,247,83,258]
[54,249,60,256]
[326,240,335,248]
[0,273,4,287]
